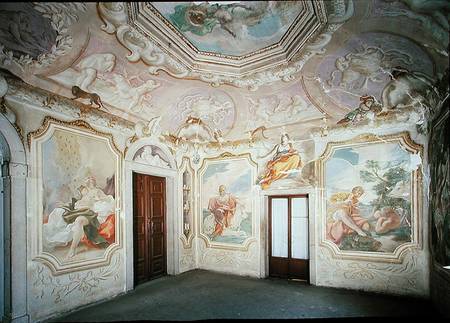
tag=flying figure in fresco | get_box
[337,95,382,125]
[169,2,270,38]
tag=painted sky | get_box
[42,129,116,215]
[202,159,252,211]
[152,1,302,56]
[326,142,410,204]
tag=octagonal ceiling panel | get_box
[127,1,327,77]
[152,1,304,57]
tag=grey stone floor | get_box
[52,269,440,321]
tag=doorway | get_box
[133,172,167,285]
[269,195,309,281]
[0,153,5,320]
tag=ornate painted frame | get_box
[28,116,123,275]
[318,132,423,263]
[179,157,195,248]
[198,152,258,251]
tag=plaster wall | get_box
[2,84,132,322]
[0,77,435,322]
[312,118,430,297]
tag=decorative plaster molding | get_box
[28,117,123,275]
[0,3,87,72]
[97,2,351,90]
[317,247,426,295]
[4,76,134,135]
[31,253,122,304]
[179,157,195,248]
[317,131,423,263]
[198,238,259,275]
[27,116,122,156]
[197,152,258,251]
[179,243,195,271]
[0,74,7,98]
[124,137,177,171]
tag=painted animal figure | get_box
[71,86,106,110]
[248,126,269,141]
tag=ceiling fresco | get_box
[304,31,435,112]
[126,1,327,77]
[0,3,57,59]
[0,1,448,144]
[151,1,304,57]
[165,88,236,136]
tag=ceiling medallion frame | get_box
[126,1,328,77]
[98,1,352,90]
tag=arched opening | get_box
[0,132,10,321]
[0,110,28,322]
[124,138,180,291]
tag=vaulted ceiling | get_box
[0,1,448,141]
[128,1,326,76]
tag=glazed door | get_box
[269,195,309,281]
[133,173,166,285]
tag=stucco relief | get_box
[31,253,122,304]
[180,157,195,247]
[316,246,427,295]
[303,32,435,119]
[246,91,323,130]
[50,52,161,114]
[133,144,171,169]
[373,0,449,46]
[0,2,87,71]
[5,77,134,136]
[198,238,259,276]
[166,89,236,137]
[328,46,412,91]
[28,117,123,275]
[179,243,195,272]
[75,53,116,91]
[318,132,423,262]
[97,1,352,90]
[29,253,123,321]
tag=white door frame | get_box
[259,187,316,285]
[124,138,180,291]
[0,112,28,323]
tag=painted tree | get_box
[359,160,409,212]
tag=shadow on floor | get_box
[50,269,441,322]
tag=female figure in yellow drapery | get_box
[258,133,302,190]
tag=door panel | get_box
[291,197,309,260]
[271,198,288,258]
[133,173,166,285]
[269,195,309,281]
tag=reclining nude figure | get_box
[43,176,115,259]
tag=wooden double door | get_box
[133,173,166,285]
[269,195,309,281]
